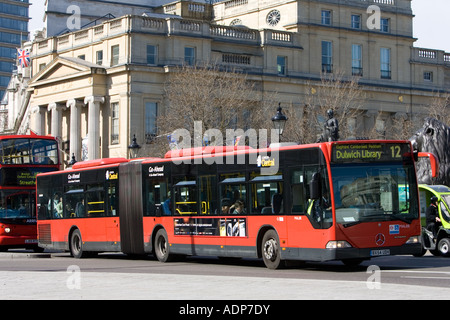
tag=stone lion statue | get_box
[410,118,450,185]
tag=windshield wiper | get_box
[341,221,363,228]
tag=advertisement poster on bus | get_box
[174,217,246,237]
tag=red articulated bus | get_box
[36,141,434,268]
[0,133,59,252]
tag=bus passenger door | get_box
[106,181,120,247]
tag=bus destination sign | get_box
[331,143,410,163]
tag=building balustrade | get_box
[33,15,298,58]
[412,47,450,66]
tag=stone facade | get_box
[19,0,450,165]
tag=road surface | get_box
[0,250,449,301]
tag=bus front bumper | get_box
[0,236,38,247]
[281,243,423,262]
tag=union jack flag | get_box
[17,49,30,68]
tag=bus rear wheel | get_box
[261,230,282,269]
[70,229,85,259]
[154,229,171,262]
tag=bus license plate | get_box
[25,239,38,244]
[370,249,390,256]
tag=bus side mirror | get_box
[418,152,439,178]
[310,173,321,200]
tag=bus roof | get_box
[40,140,413,172]
[160,140,411,162]
[72,158,129,169]
[0,133,57,141]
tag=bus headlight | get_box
[406,236,420,244]
[4,228,10,234]
[326,241,352,249]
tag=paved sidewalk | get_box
[1,269,448,300]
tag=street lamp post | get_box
[271,103,288,141]
[128,134,141,159]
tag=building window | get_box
[322,41,333,73]
[277,56,286,75]
[423,71,433,82]
[184,47,195,66]
[111,103,119,144]
[380,48,391,79]
[145,102,158,143]
[321,10,332,25]
[147,45,157,65]
[96,50,103,65]
[351,14,361,29]
[111,45,120,66]
[78,54,85,60]
[352,44,363,76]
[380,18,390,33]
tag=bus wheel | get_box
[261,230,282,269]
[154,229,171,262]
[413,246,427,257]
[438,238,450,257]
[70,229,85,259]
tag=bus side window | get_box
[37,193,50,220]
[304,166,332,229]
[86,184,105,217]
[173,178,197,215]
[219,174,246,215]
[199,175,217,215]
[251,182,283,214]
[290,170,305,213]
[65,186,84,218]
[144,178,169,216]
[49,190,63,219]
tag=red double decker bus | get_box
[36,140,433,268]
[0,134,59,252]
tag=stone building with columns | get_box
[18,0,450,165]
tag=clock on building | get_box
[266,10,281,27]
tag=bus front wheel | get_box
[154,229,171,262]
[261,230,282,269]
[70,229,85,259]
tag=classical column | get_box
[47,102,66,140]
[30,106,46,135]
[67,99,83,162]
[84,96,104,160]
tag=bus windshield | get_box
[0,138,58,165]
[0,190,34,219]
[331,163,418,226]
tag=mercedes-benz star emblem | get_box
[375,233,385,246]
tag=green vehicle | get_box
[417,184,450,257]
